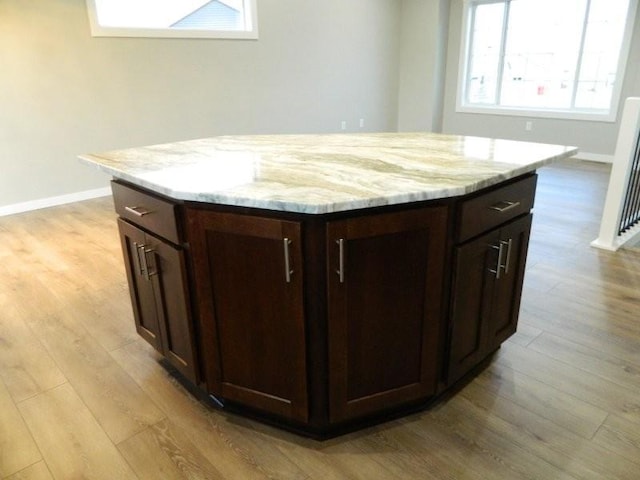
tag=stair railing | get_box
[592,97,640,251]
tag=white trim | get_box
[609,0,639,123]
[591,224,640,251]
[456,105,618,123]
[456,0,638,123]
[456,0,473,114]
[85,0,258,40]
[0,187,111,218]
[85,25,258,40]
[573,152,614,164]
[591,97,640,251]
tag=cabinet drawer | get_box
[456,174,537,243]
[112,181,180,244]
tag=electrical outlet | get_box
[525,121,533,131]
[359,118,364,128]
[341,121,347,131]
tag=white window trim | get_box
[455,0,638,123]
[85,0,258,40]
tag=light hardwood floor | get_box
[1,159,640,479]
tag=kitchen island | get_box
[80,132,577,436]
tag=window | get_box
[457,0,637,121]
[85,0,258,39]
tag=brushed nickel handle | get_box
[336,238,345,283]
[502,238,513,274]
[133,242,145,277]
[125,206,152,217]
[143,248,158,279]
[135,243,149,279]
[136,244,157,281]
[489,201,521,213]
[283,238,293,283]
[489,242,505,279]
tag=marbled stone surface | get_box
[79,132,578,214]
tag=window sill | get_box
[455,104,618,123]
[88,26,258,40]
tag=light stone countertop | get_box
[79,132,578,214]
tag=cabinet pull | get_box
[136,243,157,281]
[143,248,158,280]
[489,201,521,213]
[133,242,145,277]
[125,206,152,217]
[336,238,345,283]
[137,244,150,280]
[489,239,513,279]
[283,238,294,283]
[489,242,505,279]
[502,238,513,274]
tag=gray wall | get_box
[397,0,448,132]
[0,0,401,209]
[441,0,640,160]
[4,0,638,212]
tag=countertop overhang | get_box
[79,132,578,214]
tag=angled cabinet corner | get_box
[113,182,199,384]
[447,175,536,385]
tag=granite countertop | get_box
[79,132,578,214]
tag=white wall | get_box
[440,0,640,161]
[0,0,401,210]
[397,0,450,132]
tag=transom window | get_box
[85,0,258,39]
[457,0,637,121]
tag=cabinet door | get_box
[447,228,500,384]
[447,214,532,384]
[189,211,308,422]
[486,214,532,349]
[117,219,198,384]
[118,219,163,352]
[327,207,448,423]
[148,236,199,384]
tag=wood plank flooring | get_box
[1,159,639,479]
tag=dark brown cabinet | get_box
[110,173,540,436]
[447,176,535,385]
[114,182,198,384]
[187,211,309,422]
[118,219,163,351]
[326,207,448,422]
[186,205,449,426]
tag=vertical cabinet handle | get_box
[134,242,156,281]
[133,242,145,277]
[283,238,293,283]
[336,238,345,283]
[489,238,513,280]
[502,238,513,274]
[139,244,151,281]
[489,242,505,279]
[143,247,157,280]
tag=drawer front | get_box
[457,174,537,243]
[112,181,180,244]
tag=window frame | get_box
[455,0,638,122]
[85,0,258,40]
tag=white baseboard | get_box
[574,152,614,163]
[0,187,111,218]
